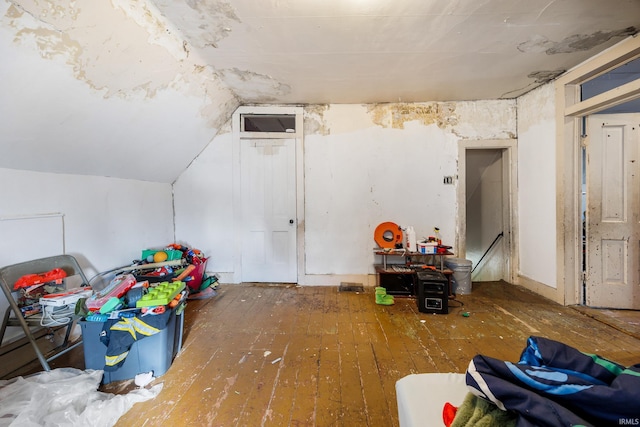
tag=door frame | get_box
[555,35,640,305]
[456,139,518,284]
[232,105,305,284]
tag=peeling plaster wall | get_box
[0,0,239,183]
[304,102,515,277]
[304,107,458,276]
[174,101,515,282]
[0,167,174,276]
[517,82,557,288]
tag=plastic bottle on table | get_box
[405,226,417,252]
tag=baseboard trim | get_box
[515,274,563,305]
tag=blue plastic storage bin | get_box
[80,307,184,384]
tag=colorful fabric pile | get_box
[447,336,640,427]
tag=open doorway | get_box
[457,139,517,283]
[466,149,506,281]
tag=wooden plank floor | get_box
[45,281,640,426]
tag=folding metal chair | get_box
[0,255,90,372]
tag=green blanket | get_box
[451,393,517,427]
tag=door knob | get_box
[289,219,294,224]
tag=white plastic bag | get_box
[0,368,162,427]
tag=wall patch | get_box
[367,103,459,130]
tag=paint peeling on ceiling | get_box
[5,0,237,130]
[367,103,459,130]
[111,0,190,61]
[155,0,240,49]
[4,0,640,107]
[218,68,291,102]
[7,0,180,98]
[186,0,239,21]
[2,0,640,183]
[518,27,637,55]
[14,25,82,63]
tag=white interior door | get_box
[586,114,640,308]
[240,138,297,283]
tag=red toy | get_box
[13,268,67,290]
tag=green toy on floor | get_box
[375,287,394,305]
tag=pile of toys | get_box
[79,244,218,321]
[131,244,218,298]
[10,244,219,328]
[80,273,186,322]
[131,244,209,290]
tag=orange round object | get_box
[374,222,403,249]
[153,251,168,263]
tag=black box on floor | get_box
[416,270,449,314]
[378,270,415,295]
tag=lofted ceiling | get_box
[1,0,639,183]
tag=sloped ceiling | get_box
[1,0,639,183]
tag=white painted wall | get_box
[0,167,173,344]
[517,83,557,288]
[0,168,174,277]
[174,101,516,284]
[305,120,456,276]
[173,126,235,280]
